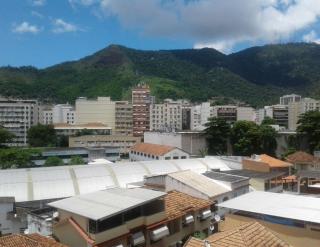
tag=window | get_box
[124,206,142,222]
[173,156,179,160]
[165,157,171,160]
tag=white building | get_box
[41,109,53,125]
[237,107,255,121]
[150,99,183,131]
[190,102,213,130]
[0,98,39,146]
[52,104,75,124]
[280,94,301,105]
[129,143,190,161]
[75,97,115,130]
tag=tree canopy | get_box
[0,148,41,169]
[0,128,15,146]
[27,124,57,147]
[69,156,85,165]
[297,111,320,152]
[44,156,64,167]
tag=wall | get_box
[220,214,320,247]
[0,202,27,235]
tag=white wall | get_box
[0,202,27,235]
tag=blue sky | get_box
[1,0,320,68]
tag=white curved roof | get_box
[0,157,231,202]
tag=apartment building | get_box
[49,188,214,247]
[236,107,255,121]
[132,84,151,137]
[75,97,115,130]
[150,99,183,132]
[52,104,75,124]
[288,98,320,130]
[212,105,237,124]
[129,143,190,161]
[115,101,133,135]
[0,98,39,146]
[265,105,289,128]
[280,94,301,105]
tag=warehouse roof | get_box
[221,170,285,180]
[49,188,165,220]
[0,157,231,202]
[218,191,320,224]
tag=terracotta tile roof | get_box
[131,143,177,156]
[0,234,67,247]
[164,190,211,220]
[184,222,292,247]
[286,151,315,164]
[259,154,292,168]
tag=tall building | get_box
[115,101,133,135]
[0,98,39,146]
[237,107,255,121]
[280,94,301,105]
[212,105,237,124]
[150,99,183,131]
[75,97,115,130]
[52,104,75,124]
[40,107,53,125]
[132,84,151,137]
[190,102,213,130]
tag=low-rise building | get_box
[218,191,320,247]
[49,188,214,247]
[69,134,141,154]
[286,151,320,172]
[184,221,292,247]
[221,169,285,192]
[26,207,56,236]
[129,143,190,161]
[144,131,207,156]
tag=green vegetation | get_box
[44,156,64,167]
[261,116,276,125]
[1,43,320,107]
[69,156,85,165]
[27,124,57,147]
[0,128,15,146]
[0,148,41,169]
[204,117,231,155]
[297,111,320,152]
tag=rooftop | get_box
[218,191,320,224]
[203,171,249,184]
[0,233,66,247]
[220,170,285,180]
[286,151,315,164]
[184,221,291,247]
[257,154,292,168]
[131,142,178,156]
[164,190,211,221]
[168,170,231,198]
[48,187,166,220]
[0,157,231,202]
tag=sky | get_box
[1,0,320,68]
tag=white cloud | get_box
[303,30,320,44]
[32,0,46,6]
[12,22,41,34]
[31,11,44,19]
[194,41,236,54]
[98,0,320,52]
[52,19,81,33]
[69,0,99,8]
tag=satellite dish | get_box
[214,214,221,222]
[53,212,59,218]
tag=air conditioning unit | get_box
[200,209,212,220]
[184,215,194,225]
[132,231,145,246]
[150,225,169,241]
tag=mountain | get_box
[0,43,320,107]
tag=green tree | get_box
[259,125,278,156]
[44,156,64,167]
[0,128,15,146]
[69,156,85,165]
[203,117,231,155]
[261,116,276,125]
[297,111,320,152]
[27,124,57,147]
[0,148,40,169]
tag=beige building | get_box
[115,101,133,135]
[54,123,112,137]
[75,97,115,130]
[236,107,255,121]
[69,134,141,154]
[150,99,183,132]
[49,188,213,247]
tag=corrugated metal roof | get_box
[168,170,231,198]
[218,191,320,224]
[48,188,166,220]
[0,158,231,202]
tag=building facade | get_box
[75,97,115,130]
[212,105,237,124]
[115,101,133,135]
[52,104,75,124]
[0,98,39,146]
[280,94,301,105]
[150,99,183,132]
[132,84,151,137]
